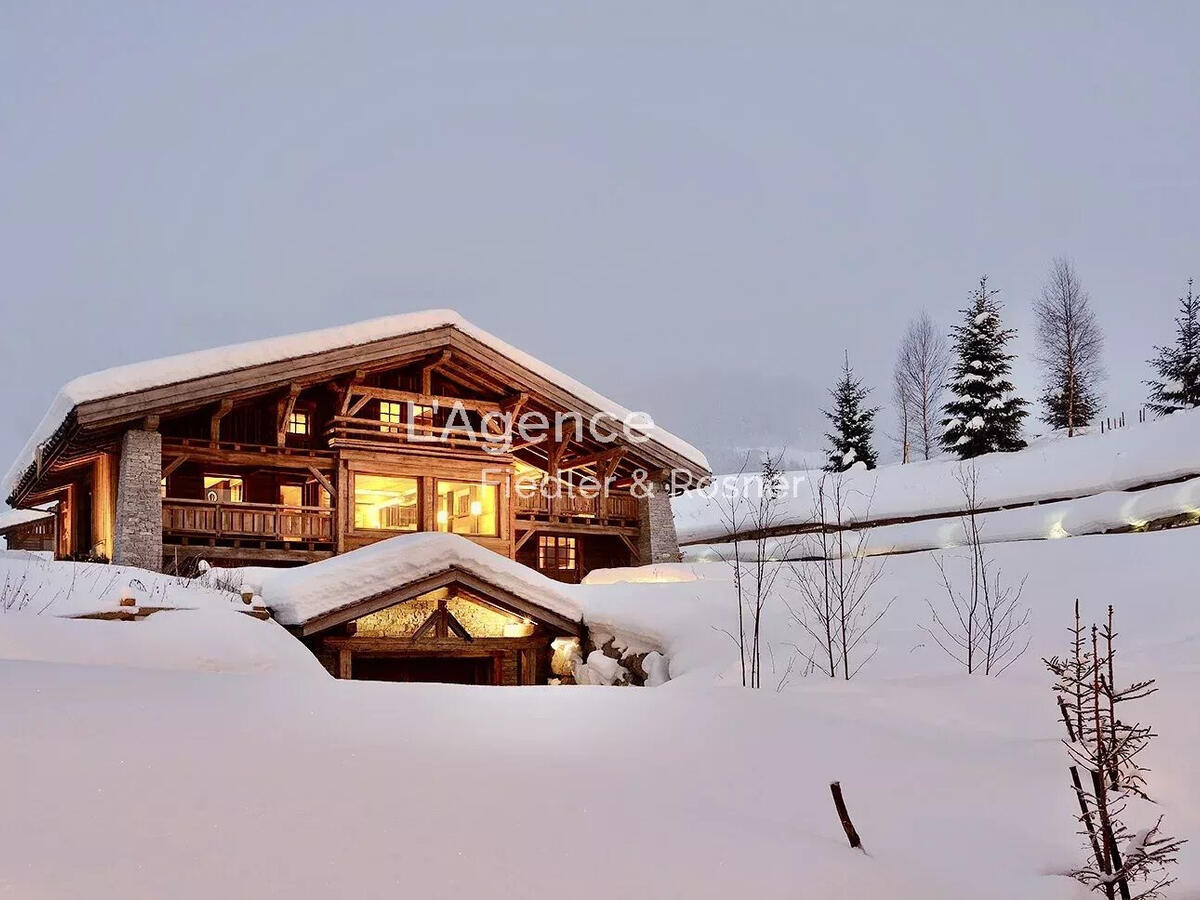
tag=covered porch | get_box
[290,563,584,686]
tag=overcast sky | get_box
[2,2,1198,477]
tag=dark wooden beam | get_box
[209,399,234,445]
[558,446,625,475]
[306,465,335,501]
[276,384,302,447]
[161,455,189,480]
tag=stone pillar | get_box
[636,474,681,565]
[112,429,163,571]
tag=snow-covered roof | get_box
[0,506,55,534]
[247,532,584,629]
[4,309,710,499]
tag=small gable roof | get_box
[248,532,584,636]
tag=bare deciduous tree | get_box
[922,463,1030,675]
[1035,258,1105,436]
[787,471,892,680]
[714,451,798,688]
[893,311,950,462]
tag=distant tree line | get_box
[820,262,1200,470]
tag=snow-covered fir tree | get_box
[941,276,1029,458]
[1145,277,1200,417]
[822,353,879,471]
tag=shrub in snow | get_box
[921,464,1030,675]
[1045,603,1186,898]
[786,471,892,681]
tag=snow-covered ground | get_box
[0,528,1196,898]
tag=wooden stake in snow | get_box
[830,781,863,850]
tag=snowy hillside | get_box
[675,408,1200,556]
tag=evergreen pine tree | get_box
[1145,278,1200,416]
[822,353,879,471]
[941,276,1029,458]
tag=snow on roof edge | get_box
[3,309,710,498]
[0,506,56,533]
[254,532,584,628]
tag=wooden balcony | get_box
[162,499,334,547]
[514,490,638,523]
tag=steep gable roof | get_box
[4,310,709,501]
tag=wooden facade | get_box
[7,322,708,585]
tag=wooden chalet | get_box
[3,312,709,591]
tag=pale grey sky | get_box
[2,2,1198,475]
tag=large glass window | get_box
[354,475,419,531]
[435,480,499,536]
[204,476,243,503]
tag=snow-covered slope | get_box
[674,409,1200,549]
[1,529,1197,899]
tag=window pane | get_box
[354,474,419,531]
[537,535,576,570]
[379,401,404,433]
[287,411,309,435]
[204,476,243,503]
[436,481,498,536]
[279,484,303,507]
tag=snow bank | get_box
[685,475,1200,560]
[583,528,1200,685]
[3,309,708,499]
[0,610,325,675]
[0,550,259,618]
[674,407,1200,544]
[0,551,315,675]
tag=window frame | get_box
[286,410,310,436]
[537,535,577,572]
[352,472,421,533]
[434,479,500,537]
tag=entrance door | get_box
[351,655,495,685]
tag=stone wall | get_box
[636,475,681,564]
[112,429,163,571]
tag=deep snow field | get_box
[1,528,1197,899]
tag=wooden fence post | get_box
[830,781,863,850]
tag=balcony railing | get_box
[163,499,334,544]
[514,491,638,522]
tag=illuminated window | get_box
[204,476,243,503]
[354,474,419,531]
[435,480,498,536]
[279,484,303,507]
[160,477,167,498]
[287,411,309,435]
[538,535,577,571]
[379,401,404,434]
